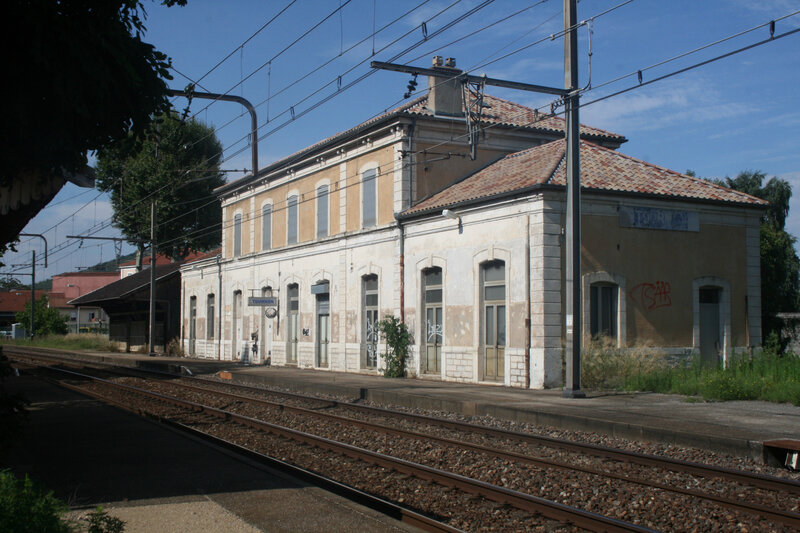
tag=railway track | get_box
[6,348,800,531]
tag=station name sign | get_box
[619,206,698,232]
[248,296,279,307]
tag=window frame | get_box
[261,203,272,251]
[361,167,377,228]
[316,184,329,238]
[233,212,242,257]
[206,294,215,339]
[287,194,298,245]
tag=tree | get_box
[717,170,800,350]
[15,297,68,337]
[96,113,225,261]
[1,0,185,258]
[0,278,26,290]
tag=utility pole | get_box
[19,233,48,341]
[562,0,585,398]
[149,199,157,356]
[30,250,35,340]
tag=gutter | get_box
[397,183,768,223]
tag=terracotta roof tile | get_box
[218,94,625,195]
[403,139,766,216]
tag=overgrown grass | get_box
[0,334,118,352]
[582,338,800,405]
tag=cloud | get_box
[581,76,754,134]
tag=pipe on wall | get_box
[525,213,531,389]
[217,254,223,360]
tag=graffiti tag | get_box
[629,281,672,310]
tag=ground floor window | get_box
[590,283,618,339]
[362,275,378,369]
[482,260,505,381]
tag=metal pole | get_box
[167,89,259,180]
[149,199,157,356]
[30,250,35,341]
[563,0,585,398]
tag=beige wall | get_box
[414,142,507,201]
[223,146,396,258]
[582,215,747,346]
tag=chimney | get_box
[427,56,463,117]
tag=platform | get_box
[1,370,422,533]
[6,345,800,461]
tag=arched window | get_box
[422,267,443,374]
[482,260,505,381]
[286,283,299,364]
[287,195,298,244]
[317,185,329,238]
[206,294,215,339]
[362,275,379,369]
[261,204,272,251]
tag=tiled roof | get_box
[119,249,220,268]
[70,263,183,306]
[403,139,767,216]
[0,290,47,313]
[217,93,625,195]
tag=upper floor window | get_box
[362,168,377,228]
[590,283,618,339]
[287,195,298,245]
[317,185,329,238]
[262,204,272,251]
[233,213,242,257]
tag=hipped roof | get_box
[216,93,626,196]
[402,139,767,217]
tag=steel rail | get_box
[195,373,800,496]
[7,347,800,497]
[153,378,800,529]
[40,363,654,533]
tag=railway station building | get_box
[180,59,765,388]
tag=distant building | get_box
[71,250,219,352]
[0,289,46,336]
[50,271,118,334]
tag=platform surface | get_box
[5,344,800,460]
[1,370,422,533]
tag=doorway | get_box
[699,286,721,366]
[314,282,330,368]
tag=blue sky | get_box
[5,0,800,280]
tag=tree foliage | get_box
[96,113,225,260]
[717,170,800,349]
[15,296,69,337]
[1,0,185,258]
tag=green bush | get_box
[15,296,68,336]
[582,341,800,405]
[86,507,125,533]
[376,315,411,378]
[0,470,74,533]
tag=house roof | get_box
[119,249,220,268]
[402,139,767,217]
[69,263,183,306]
[216,93,626,196]
[0,290,47,313]
[52,271,119,279]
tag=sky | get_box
[4,0,800,281]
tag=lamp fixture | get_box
[442,209,463,234]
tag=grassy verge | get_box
[0,334,118,352]
[582,338,800,406]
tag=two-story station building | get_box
[181,58,765,388]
